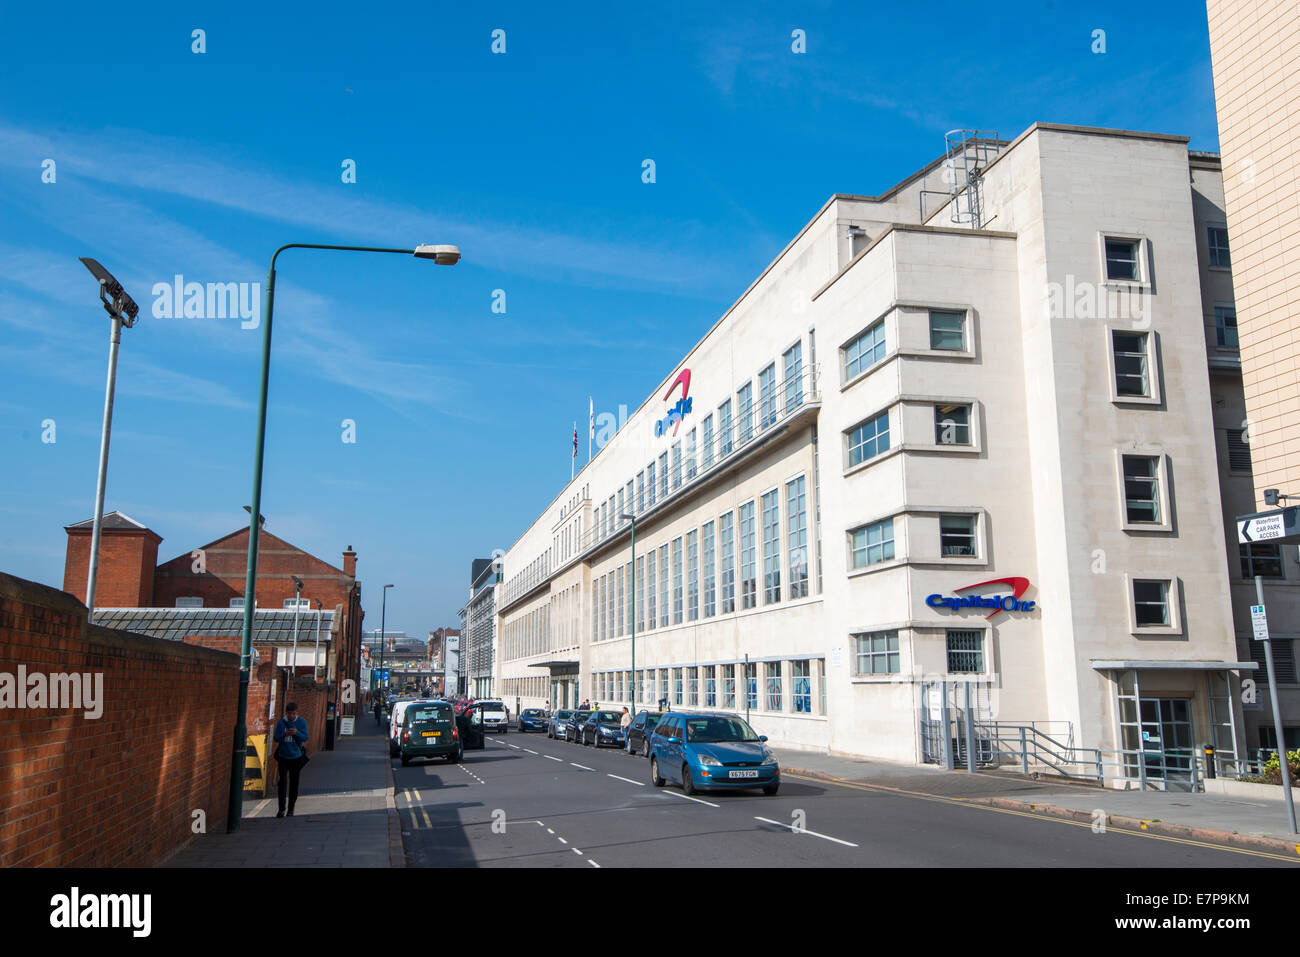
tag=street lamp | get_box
[313,598,323,681]
[289,575,304,690]
[620,512,636,728]
[78,258,139,613]
[227,241,459,833]
[380,584,394,697]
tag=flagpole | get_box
[588,396,593,462]
[571,421,576,480]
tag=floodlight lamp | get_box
[80,257,139,326]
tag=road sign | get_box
[1238,506,1300,544]
[1251,604,1270,641]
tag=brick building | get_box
[61,511,365,717]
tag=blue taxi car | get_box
[648,712,779,795]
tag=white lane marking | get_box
[523,749,538,754]
[607,774,645,786]
[588,859,601,868]
[663,790,719,808]
[572,848,583,855]
[509,744,520,750]
[571,763,594,771]
[557,837,568,845]
[753,816,860,848]
[547,828,555,834]
[545,755,563,762]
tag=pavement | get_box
[163,711,403,868]
[773,744,1300,857]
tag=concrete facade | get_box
[491,124,1265,777]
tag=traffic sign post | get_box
[1253,575,1297,834]
[1237,506,1300,544]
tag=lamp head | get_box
[413,244,461,265]
[80,257,139,326]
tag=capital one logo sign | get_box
[655,368,693,438]
[926,577,1038,620]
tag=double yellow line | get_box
[783,772,1300,863]
[402,787,433,830]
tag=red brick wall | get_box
[0,572,238,867]
[62,527,161,608]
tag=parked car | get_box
[625,710,663,757]
[517,708,549,732]
[564,710,592,742]
[579,710,626,748]
[399,700,462,765]
[647,712,779,795]
[389,698,436,755]
[477,699,509,733]
[548,709,575,739]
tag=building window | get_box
[229,598,245,609]
[851,518,895,568]
[940,514,977,557]
[1248,639,1296,684]
[599,575,607,642]
[671,442,683,490]
[704,665,717,707]
[855,631,900,675]
[718,400,733,457]
[759,363,777,430]
[673,667,683,705]
[635,555,645,632]
[946,630,984,673]
[687,666,698,706]
[1104,238,1140,281]
[1122,455,1162,524]
[765,662,783,711]
[672,537,684,625]
[702,521,716,618]
[1208,226,1231,268]
[848,411,890,467]
[659,668,669,704]
[283,597,310,610]
[934,404,972,445]
[719,512,736,614]
[647,461,656,507]
[176,596,203,608]
[1112,331,1150,397]
[792,660,811,713]
[844,319,886,381]
[617,564,625,636]
[787,476,808,599]
[1215,305,1238,348]
[1133,579,1170,627]
[762,489,782,604]
[701,414,715,470]
[1241,543,1284,580]
[1226,428,1252,472]
[659,544,669,628]
[745,663,758,710]
[686,428,698,480]
[687,529,699,621]
[659,452,669,498]
[739,501,758,609]
[646,549,656,631]
[737,382,754,445]
[636,471,645,513]
[783,342,804,411]
[721,664,736,709]
[929,310,965,350]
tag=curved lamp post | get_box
[227,242,459,832]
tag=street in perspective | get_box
[2,0,1298,939]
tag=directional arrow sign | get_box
[1238,506,1300,544]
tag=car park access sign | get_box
[1237,507,1300,544]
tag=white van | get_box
[477,699,509,733]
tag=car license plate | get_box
[729,769,759,779]
[422,731,440,737]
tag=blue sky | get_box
[0,1,1220,634]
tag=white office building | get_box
[492,123,1292,784]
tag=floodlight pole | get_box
[227,242,458,833]
[85,313,123,613]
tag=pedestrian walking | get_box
[620,706,631,729]
[273,701,310,818]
